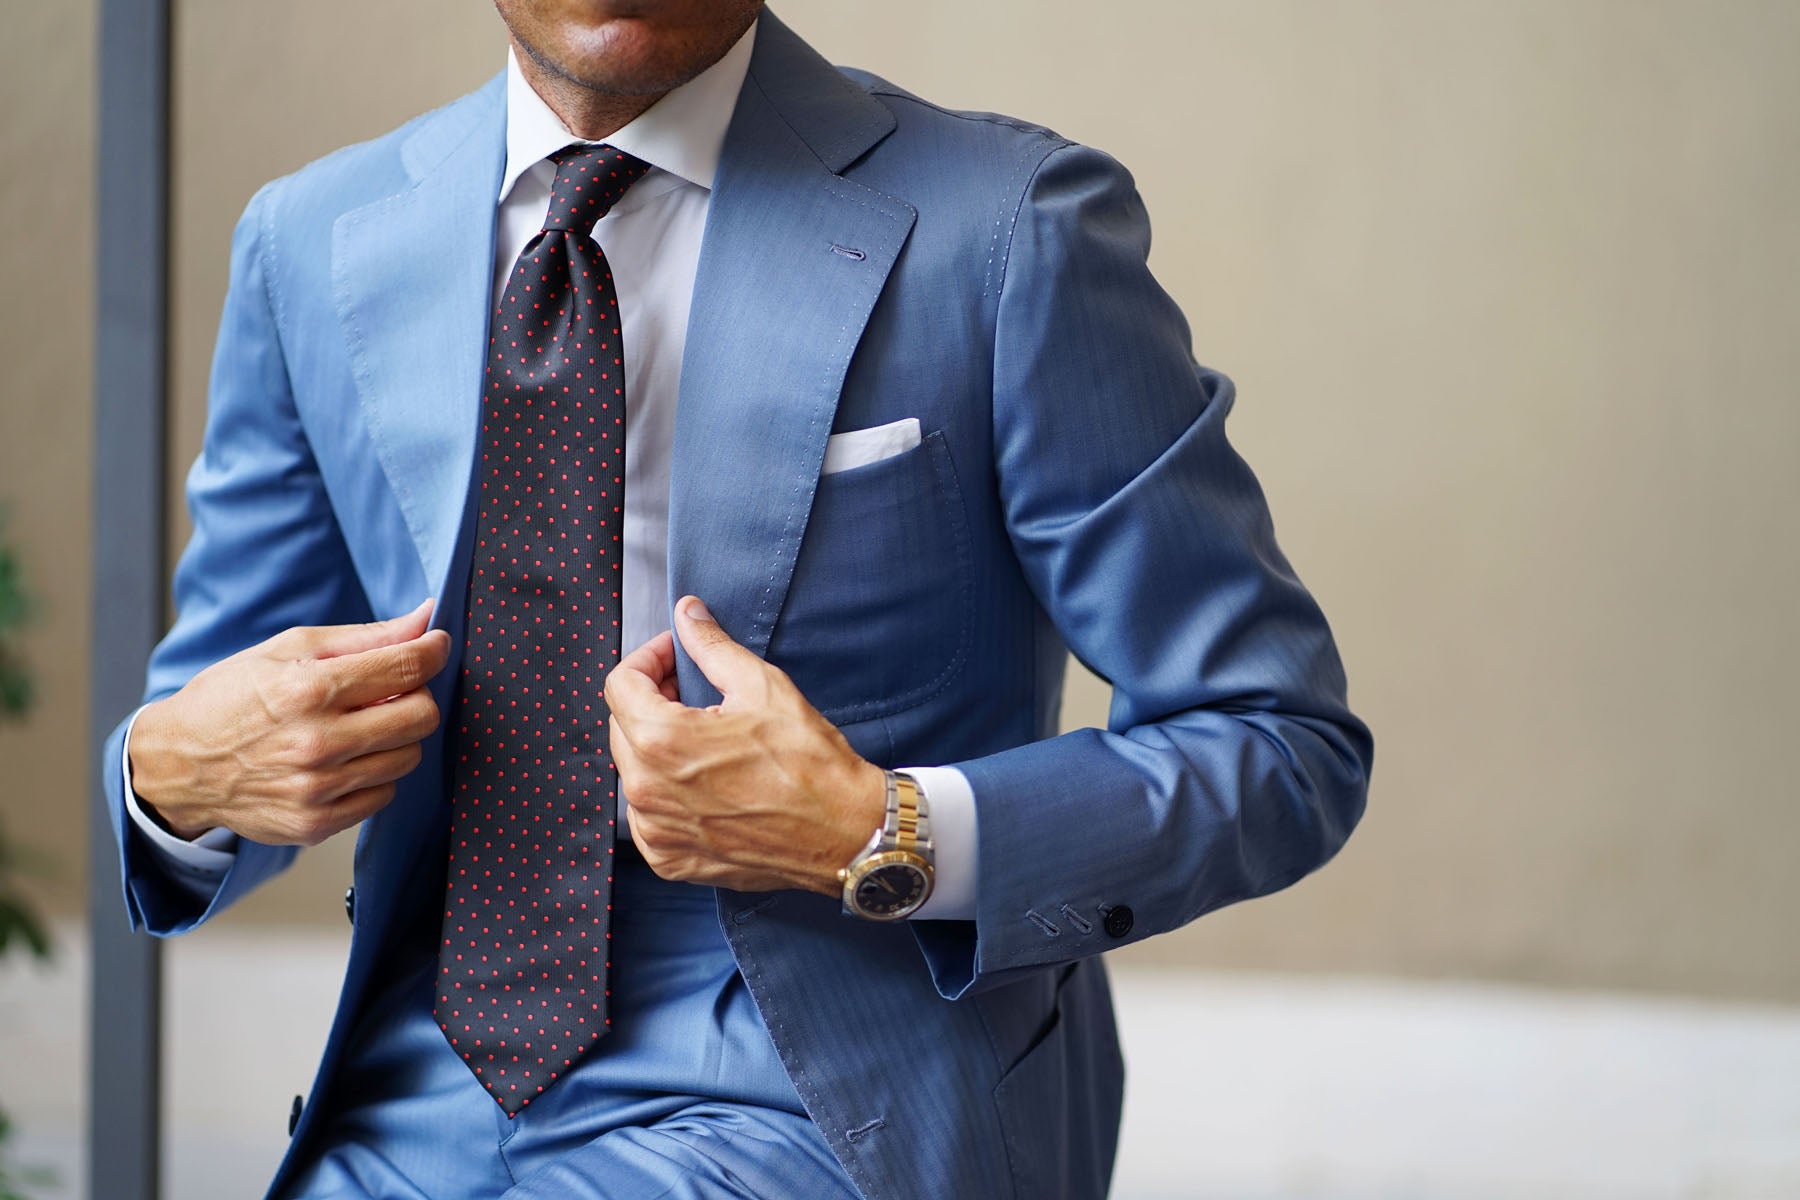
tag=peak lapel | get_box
[332,75,506,596]
[668,16,914,706]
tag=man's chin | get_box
[520,19,719,97]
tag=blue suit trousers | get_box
[283,848,858,1199]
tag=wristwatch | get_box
[839,770,934,921]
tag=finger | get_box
[672,596,770,700]
[328,742,426,799]
[323,629,453,711]
[603,660,676,738]
[610,716,648,795]
[332,688,441,760]
[300,599,436,660]
[320,783,400,839]
[607,632,680,724]
[606,694,690,797]
[618,630,678,690]
[616,631,680,704]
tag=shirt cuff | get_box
[121,705,239,887]
[903,765,976,921]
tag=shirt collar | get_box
[499,19,756,206]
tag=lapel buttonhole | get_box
[829,243,867,261]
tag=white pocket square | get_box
[820,417,922,476]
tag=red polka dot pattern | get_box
[435,143,651,1118]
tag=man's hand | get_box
[128,601,453,846]
[603,596,886,895]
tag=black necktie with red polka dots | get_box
[436,144,651,1116]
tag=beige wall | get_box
[0,0,96,926]
[3,1,1797,1001]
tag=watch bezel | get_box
[839,849,933,921]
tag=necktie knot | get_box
[543,144,651,234]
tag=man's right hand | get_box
[127,600,453,846]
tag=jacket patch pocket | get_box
[766,428,972,724]
[990,963,1118,1200]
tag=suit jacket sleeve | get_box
[101,180,377,937]
[913,143,1374,997]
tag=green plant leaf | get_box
[0,666,30,720]
[0,558,27,631]
[0,896,51,962]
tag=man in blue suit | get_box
[105,2,1373,1197]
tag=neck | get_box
[511,38,664,141]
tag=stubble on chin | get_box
[504,3,759,99]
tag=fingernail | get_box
[682,596,711,621]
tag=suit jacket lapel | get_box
[330,76,505,935]
[332,73,506,596]
[668,13,915,706]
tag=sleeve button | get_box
[1102,905,1134,939]
[343,887,356,925]
[288,1094,304,1136]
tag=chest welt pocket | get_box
[766,429,973,725]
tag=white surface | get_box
[1107,972,1800,1200]
[4,924,1799,1198]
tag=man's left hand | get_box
[603,595,886,895]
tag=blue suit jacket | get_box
[102,14,1372,1199]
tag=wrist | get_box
[128,699,214,841]
[813,759,886,894]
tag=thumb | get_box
[673,596,767,699]
[307,599,436,659]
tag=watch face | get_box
[853,861,929,918]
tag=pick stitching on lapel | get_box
[331,74,507,598]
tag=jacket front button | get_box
[344,887,355,925]
[289,1094,303,1136]
[1102,905,1134,939]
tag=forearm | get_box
[961,706,1368,969]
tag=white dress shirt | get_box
[124,22,977,919]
